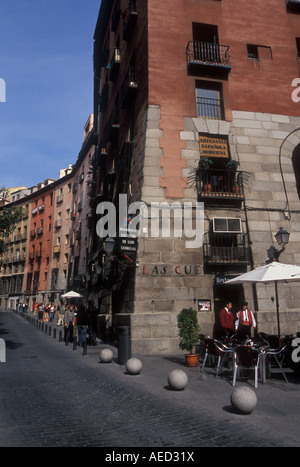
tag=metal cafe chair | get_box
[214,340,235,378]
[201,337,216,372]
[233,345,262,388]
[201,338,234,376]
[264,344,288,383]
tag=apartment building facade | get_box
[0,116,95,311]
[91,0,300,353]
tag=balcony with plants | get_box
[190,158,249,204]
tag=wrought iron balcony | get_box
[187,41,231,76]
[122,0,138,41]
[108,48,121,82]
[105,107,120,141]
[196,168,245,201]
[286,0,300,11]
[203,234,251,265]
[121,66,138,109]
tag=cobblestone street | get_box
[1,311,300,450]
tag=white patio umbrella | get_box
[61,291,83,299]
[225,262,300,339]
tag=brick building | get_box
[90,0,300,353]
[0,117,96,311]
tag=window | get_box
[195,82,223,119]
[213,217,242,233]
[193,22,218,44]
[247,44,272,61]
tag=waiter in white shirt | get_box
[235,301,256,340]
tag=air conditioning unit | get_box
[213,217,242,233]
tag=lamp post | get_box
[268,227,290,340]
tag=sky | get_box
[0,0,101,189]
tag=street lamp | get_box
[267,227,290,262]
[274,227,290,250]
[103,237,116,255]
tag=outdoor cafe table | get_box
[221,337,269,384]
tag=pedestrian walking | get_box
[38,303,44,321]
[87,301,98,346]
[57,302,65,326]
[64,305,75,343]
[76,304,88,347]
[49,303,55,322]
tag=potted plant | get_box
[177,307,201,367]
[225,160,240,193]
[225,159,240,171]
[198,158,214,192]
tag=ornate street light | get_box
[267,227,290,262]
[274,227,290,250]
[103,237,116,255]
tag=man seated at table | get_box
[219,301,235,339]
[235,301,256,341]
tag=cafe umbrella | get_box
[61,291,83,299]
[225,262,300,339]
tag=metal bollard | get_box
[59,330,62,342]
[65,328,69,346]
[53,328,56,339]
[82,341,87,356]
[73,338,77,351]
[49,326,51,336]
[45,324,48,334]
[118,326,131,365]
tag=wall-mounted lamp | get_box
[103,237,116,255]
[267,227,290,262]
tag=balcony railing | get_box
[120,66,138,108]
[122,0,138,40]
[187,41,231,75]
[196,168,245,201]
[204,234,251,265]
[108,48,121,82]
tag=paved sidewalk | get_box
[14,310,300,447]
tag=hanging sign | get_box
[199,135,230,158]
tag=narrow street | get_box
[0,311,299,450]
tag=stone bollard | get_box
[125,358,143,375]
[168,369,188,391]
[99,348,113,363]
[230,386,257,414]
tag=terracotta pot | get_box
[204,184,212,192]
[184,354,200,367]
